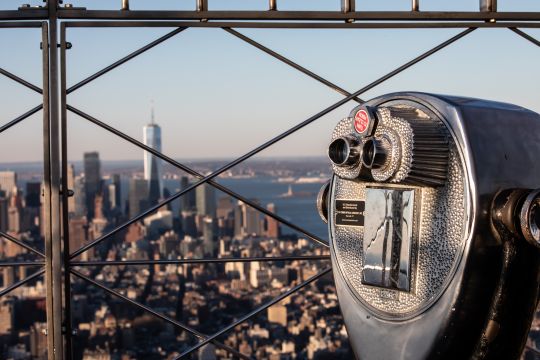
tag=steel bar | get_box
[510,28,540,47]
[196,0,208,13]
[122,0,130,11]
[42,20,56,360]
[66,105,328,249]
[341,0,355,14]
[0,262,45,267]
[480,0,497,13]
[0,230,45,258]
[66,27,187,94]
[70,255,330,266]
[68,28,473,260]
[0,11,48,21]
[0,104,43,135]
[412,0,419,12]
[61,20,540,29]
[59,22,73,359]
[0,268,45,298]
[176,267,332,359]
[223,28,363,103]
[0,67,42,94]
[57,10,540,22]
[70,269,253,360]
[269,0,277,11]
[43,9,64,358]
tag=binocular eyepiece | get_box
[328,136,361,167]
[328,135,390,171]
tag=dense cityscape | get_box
[0,116,353,359]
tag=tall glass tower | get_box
[143,107,162,206]
[84,152,101,220]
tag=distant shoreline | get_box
[0,156,327,167]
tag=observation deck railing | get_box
[0,1,539,359]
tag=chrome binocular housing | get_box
[318,92,540,360]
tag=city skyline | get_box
[1,2,539,163]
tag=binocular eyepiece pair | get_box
[319,92,540,360]
[328,136,388,171]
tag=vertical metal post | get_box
[42,20,55,360]
[122,0,129,11]
[60,22,72,359]
[480,0,497,12]
[412,0,419,12]
[269,0,277,11]
[45,1,64,359]
[196,0,208,12]
[341,0,355,13]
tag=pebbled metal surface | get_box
[372,107,410,182]
[330,107,468,318]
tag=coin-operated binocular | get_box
[317,92,540,360]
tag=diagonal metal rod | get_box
[70,255,330,266]
[0,67,43,94]
[509,27,540,47]
[70,269,253,360]
[0,268,45,298]
[0,261,45,267]
[0,104,43,134]
[0,231,45,258]
[175,267,332,359]
[66,27,187,94]
[66,105,328,248]
[69,27,474,260]
[223,28,363,104]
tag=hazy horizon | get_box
[1,0,539,162]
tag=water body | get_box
[14,173,330,242]
[162,177,329,241]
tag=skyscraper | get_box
[234,200,263,238]
[180,176,196,211]
[196,184,216,218]
[111,174,122,211]
[0,190,8,232]
[25,182,41,208]
[265,203,280,238]
[129,178,149,219]
[143,108,162,206]
[73,175,86,217]
[202,216,216,256]
[0,171,16,197]
[84,152,101,220]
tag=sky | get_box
[0,0,539,164]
